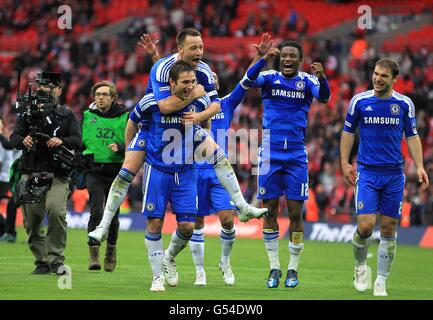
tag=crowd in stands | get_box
[1,0,432,226]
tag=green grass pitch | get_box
[1,227,432,300]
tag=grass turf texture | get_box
[1,227,432,300]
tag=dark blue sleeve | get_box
[241,58,267,88]
[309,76,330,102]
[318,78,331,102]
[224,83,247,111]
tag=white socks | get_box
[166,229,190,261]
[263,229,280,270]
[145,231,163,276]
[352,229,373,267]
[376,235,396,286]
[211,149,248,210]
[100,168,135,229]
[220,227,236,265]
[189,228,205,273]
[288,241,304,271]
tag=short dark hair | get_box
[176,28,202,46]
[91,80,118,100]
[279,40,303,59]
[375,58,399,78]
[169,61,195,82]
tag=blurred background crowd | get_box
[1,0,433,226]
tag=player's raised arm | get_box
[251,32,274,64]
[310,62,330,103]
[238,46,279,92]
[218,33,276,109]
[138,33,160,64]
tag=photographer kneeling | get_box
[10,72,82,275]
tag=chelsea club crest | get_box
[146,202,155,212]
[138,139,146,147]
[390,104,400,116]
[295,81,305,91]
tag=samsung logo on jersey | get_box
[364,117,400,125]
[161,116,183,124]
[272,89,305,99]
[211,112,225,120]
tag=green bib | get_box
[82,110,128,163]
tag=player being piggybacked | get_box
[136,61,212,292]
[88,29,267,249]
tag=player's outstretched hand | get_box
[254,32,273,57]
[311,62,326,79]
[138,33,159,58]
[417,167,430,191]
[263,47,280,61]
[342,163,356,187]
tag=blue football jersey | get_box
[195,83,247,168]
[343,90,417,173]
[132,93,210,173]
[249,70,326,150]
[211,83,246,151]
[130,93,154,132]
[149,53,220,104]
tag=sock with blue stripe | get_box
[212,148,248,210]
[166,229,191,260]
[145,230,163,276]
[189,228,205,273]
[352,228,373,267]
[220,227,236,266]
[263,229,280,270]
[99,168,135,229]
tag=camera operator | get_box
[82,81,128,272]
[10,72,81,275]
